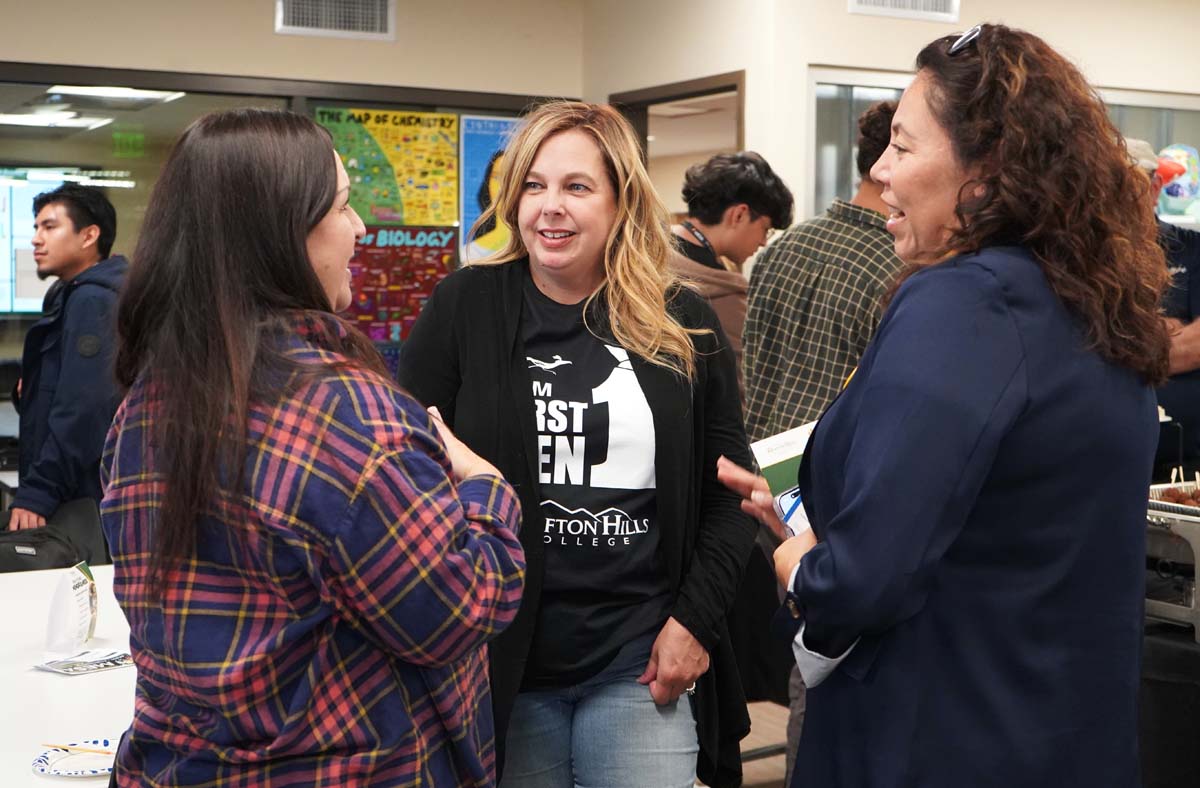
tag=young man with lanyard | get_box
[672,151,793,271]
[668,151,793,382]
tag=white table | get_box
[0,564,133,785]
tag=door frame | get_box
[609,70,745,160]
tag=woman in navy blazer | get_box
[721,24,1170,788]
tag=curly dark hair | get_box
[856,100,897,179]
[682,151,794,229]
[915,23,1169,384]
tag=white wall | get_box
[790,0,1200,94]
[585,0,1200,219]
[583,0,779,167]
[0,0,584,98]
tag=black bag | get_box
[0,498,108,573]
[0,526,78,572]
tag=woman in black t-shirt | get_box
[399,102,757,788]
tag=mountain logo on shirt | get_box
[540,499,650,547]
[528,354,574,373]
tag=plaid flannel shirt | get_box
[100,315,525,787]
[743,199,905,441]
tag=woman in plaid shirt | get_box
[100,108,526,787]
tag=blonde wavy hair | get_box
[469,101,705,379]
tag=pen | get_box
[39,743,115,756]
[783,494,804,524]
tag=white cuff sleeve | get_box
[787,564,858,688]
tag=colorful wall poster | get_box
[316,107,459,226]
[341,226,457,342]
[460,115,521,262]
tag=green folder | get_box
[750,422,817,496]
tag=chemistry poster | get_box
[316,107,458,226]
[460,115,521,262]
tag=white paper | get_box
[749,421,817,471]
[35,649,132,676]
[45,562,97,653]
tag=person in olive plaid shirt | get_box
[101,109,525,788]
[741,100,904,781]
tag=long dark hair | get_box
[116,108,385,593]
[914,24,1169,384]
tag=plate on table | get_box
[31,737,116,777]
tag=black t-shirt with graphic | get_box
[520,273,671,688]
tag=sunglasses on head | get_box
[948,24,982,56]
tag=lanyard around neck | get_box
[680,219,716,258]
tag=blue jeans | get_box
[501,632,699,788]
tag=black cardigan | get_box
[398,259,757,787]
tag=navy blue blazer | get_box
[787,246,1155,788]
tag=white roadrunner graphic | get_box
[591,346,656,488]
[527,354,574,373]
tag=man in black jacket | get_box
[7,184,127,531]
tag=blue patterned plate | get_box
[31,738,115,777]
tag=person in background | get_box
[102,108,525,787]
[669,151,794,377]
[743,101,903,443]
[7,184,127,531]
[1126,137,1200,475]
[399,101,757,788]
[721,23,1168,787]
[740,100,904,782]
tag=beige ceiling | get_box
[0,82,285,164]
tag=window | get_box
[813,83,902,215]
[0,82,285,357]
[0,62,543,380]
[810,74,1200,222]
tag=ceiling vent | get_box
[848,0,959,23]
[275,0,396,41]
